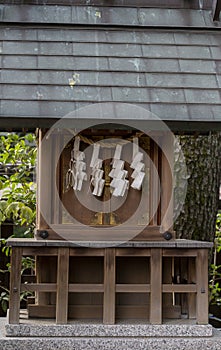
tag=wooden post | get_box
[150,139,159,225]
[160,134,174,235]
[196,249,209,324]
[56,247,69,324]
[150,248,162,324]
[52,133,62,225]
[37,129,53,232]
[188,257,196,319]
[9,247,23,324]
[103,248,116,324]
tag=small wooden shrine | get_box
[7,112,213,325]
[1,0,220,327]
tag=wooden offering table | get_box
[7,238,212,325]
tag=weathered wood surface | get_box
[7,241,212,325]
[56,248,69,324]
[196,249,209,324]
[9,247,23,324]
[103,248,116,324]
[150,248,162,324]
[7,238,213,248]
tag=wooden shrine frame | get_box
[36,127,174,241]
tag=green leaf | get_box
[5,202,21,219]
[20,206,33,223]
[1,299,8,313]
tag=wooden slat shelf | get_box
[7,239,212,325]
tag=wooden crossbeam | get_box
[162,284,197,293]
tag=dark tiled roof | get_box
[0,4,219,27]
[0,2,220,128]
[0,0,214,9]
[1,25,220,125]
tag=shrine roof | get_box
[0,3,221,130]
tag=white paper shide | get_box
[130,138,145,190]
[109,144,129,197]
[90,143,105,196]
[65,136,87,191]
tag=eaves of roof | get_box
[0,5,220,131]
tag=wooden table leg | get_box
[56,247,69,324]
[150,248,162,324]
[196,249,208,324]
[103,248,115,324]
[9,247,23,324]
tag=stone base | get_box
[1,318,221,350]
[5,320,213,338]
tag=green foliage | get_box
[0,257,35,313]
[0,291,9,313]
[209,212,221,306]
[0,133,37,314]
[0,132,36,236]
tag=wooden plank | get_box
[162,284,197,293]
[9,247,23,324]
[150,248,162,324]
[188,257,196,319]
[103,248,116,324]
[116,284,150,293]
[116,248,151,256]
[69,284,104,292]
[163,249,197,257]
[28,305,56,318]
[39,225,163,241]
[29,305,101,319]
[196,249,209,324]
[21,283,57,292]
[116,305,149,319]
[56,247,69,324]
[133,226,165,241]
[163,305,181,319]
[23,247,58,256]
[68,305,103,319]
[69,248,105,256]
